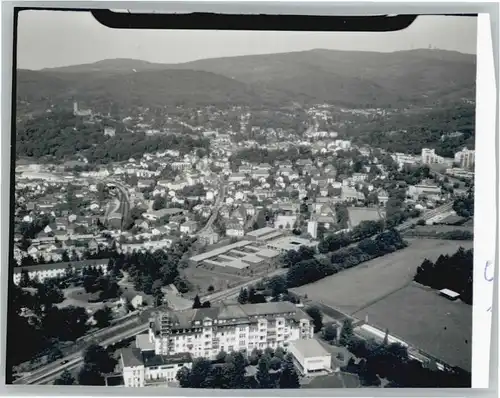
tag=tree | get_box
[256,355,273,388]
[93,307,112,328]
[152,196,167,211]
[152,280,165,307]
[83,344,117,374]
[322,323,337,343]
[192,295,202,309]
[78,363,105,386]
[305,306,323,333]
[339,319,354,346]
[267,275,287,298]
[207,285,215,293]
[278,354,300,389]
[225,351,247,388]
[54,369,75,385]
[383,328,390,345]
[238,288,249,304]
[47,346,63,363]
[19,269,31,287]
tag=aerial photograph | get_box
[7,11,476,389]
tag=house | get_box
[121,293,144,309]
[242,203,256,216]
[143,208,184,222]
[198,229,219,245]
[377,190,389,206]
[12,259,109,285]
[138,179,156,189]
[180,221,198,235]
[134,219,150,230]
[228,173,246,183]
[274,215,297,230]
[226,221,245,238]
[152,226,169,236]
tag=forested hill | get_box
[19,48,476,111]
[15,111,210,164]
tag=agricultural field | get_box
[289,239,473,315]
[347,207,382,228]
[353,283,472,372]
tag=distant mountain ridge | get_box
[18,48,476,110]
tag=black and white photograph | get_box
[7,10,478,389]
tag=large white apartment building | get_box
[421,148,453,166]
[454,147,475,170]
[119,302,314,387]
[148,302,314,360]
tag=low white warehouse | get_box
[288,339,332,376]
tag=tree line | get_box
[16,111,211,163]
[176,348,300,389]
[414,247,473,304]
[286,229,407,288]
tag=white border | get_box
[0,1,498,396]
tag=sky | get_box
[17,11,477,70]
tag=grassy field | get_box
[289,238,473,373]
[353,283,472,372]
[347,207,381,228]
[181,266,249,297]
[305,372,361,388]
[289,239,473,315]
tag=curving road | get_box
[197,179,226,236]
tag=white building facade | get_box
[148,302,314,361]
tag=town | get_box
[10,100,474,389]
[9,12,477,389]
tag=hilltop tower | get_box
[73,101,78,115]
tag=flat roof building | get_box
[265,236,318,254]
[288,339,332,376]
[148,302,314,361]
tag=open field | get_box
[289,239,473,315]
[56,287,106,310]
[347,207,381,228]
[181,266,249,297]
[353,283,472,372]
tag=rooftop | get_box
[289,338,331,358]
[120,348,192,369]
[246,227,277,237]
[154,302,310,331]
[189,240,253,262]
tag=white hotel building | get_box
[120,302,314,387]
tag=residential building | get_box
[274,215,297,230]
[307,220,318,239]
[148,302,314,360]
[454,148,475,170]
[226,222,245,238]
[13,259,109,285]
[180,221,198,235]
[120,349,193,388]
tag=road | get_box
[197,179,226,235]
[396,202,454,232]
[15,267,286,385]
[108,180,131,230]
